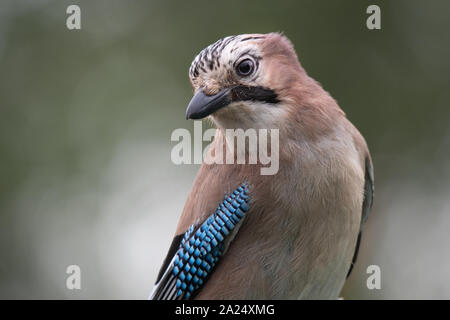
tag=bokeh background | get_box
[1,0,449,299]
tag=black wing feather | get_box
[155,233,184,284]
[149,183,250,300]
[347,157,374,278]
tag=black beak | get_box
[186,88,232,120]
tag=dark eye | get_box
[236,59,254,77]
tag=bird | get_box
[149,33,374,300]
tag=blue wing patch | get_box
[150,183,250,300]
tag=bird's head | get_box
[186,33,308,130]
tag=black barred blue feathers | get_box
[149,183,250,300]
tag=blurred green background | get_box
[1,0,449,299]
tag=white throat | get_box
[211,101,286,131]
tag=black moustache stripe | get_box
[230,85,280,104]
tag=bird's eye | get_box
[236,59,254,77]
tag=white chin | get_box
[211,101,285,130]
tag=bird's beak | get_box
[186,88,232,120]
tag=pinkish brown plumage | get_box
[150,33,374,300]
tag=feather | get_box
[149,183,250,300]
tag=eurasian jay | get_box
[150,33,374,300]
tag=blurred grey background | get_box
[1,0,449,299]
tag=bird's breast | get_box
[187,125,365,299]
